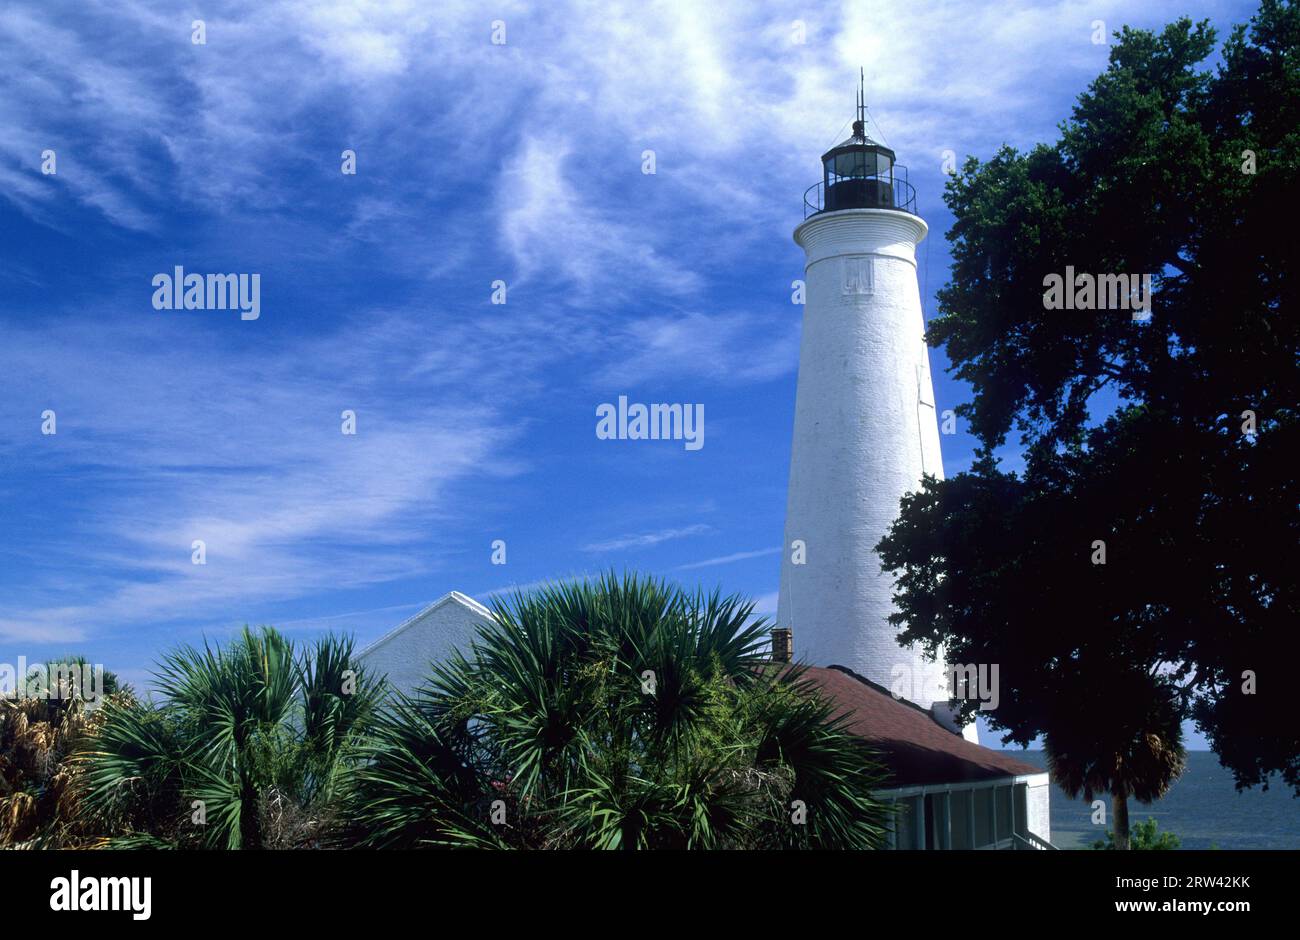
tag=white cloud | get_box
[0,311,521,641]
[0,0,1241,647]
[675,547,781,570]
[1,0,1199,266]
[498,134,702,301]
[591,311,799,387]
[582,524,713,553]
[482,572,595,599]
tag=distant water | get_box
[1002,751,1300,850]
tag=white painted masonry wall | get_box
[1025,776,1052,845]
[357,592,495,697]
[778,207,948,709]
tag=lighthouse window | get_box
[829,149,893,180]
[831,150,868,178]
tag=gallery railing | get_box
[803,173,917,218]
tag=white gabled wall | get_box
[357,591,495,696]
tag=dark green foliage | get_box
[19,655,126,702]
[1043,671,1187,806]
[878,1,1299,846]
[344,572,890,849]
[80,628,385,848]
[1093,817,1182,851]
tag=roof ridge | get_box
[357,590,495,659]
[824,663,950,724]
[809,665,1045,785]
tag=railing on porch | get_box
[1013,831,1058,850]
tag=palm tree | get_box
[1044,666,1187,849]
[0,658,131,848]
[19,655,125,702]
[79,627,384,848]
[345,572,890,849]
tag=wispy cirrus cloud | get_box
[498,134,703,302]
[482,572,596,599]
[0,0,1253,660]
[0,311,520,642]
[1,0,1204,293]
[675,547,781,570]
[590,311,799,388]
[582,524,713,553]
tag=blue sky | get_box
[0,0,1257,745]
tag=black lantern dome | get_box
[804,73,916,218]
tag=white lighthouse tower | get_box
[777,84,967,733]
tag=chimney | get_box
[770,627,793,664]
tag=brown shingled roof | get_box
[802,665,1043,788]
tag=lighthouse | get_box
[777,82,966,732]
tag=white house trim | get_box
[874,771,1049,800]
[877,773,1052,850]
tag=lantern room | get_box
[803,74,917,218]
[821,120,898,211]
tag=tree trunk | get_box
[239,767,262,850]
[1111,790,1130,850]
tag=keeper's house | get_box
[797,662,1053,850]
